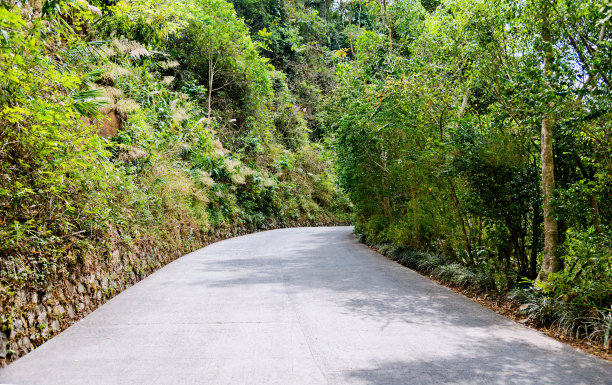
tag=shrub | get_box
[548,227,612,310]
[0,5,113,288]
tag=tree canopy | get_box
[325,0,611,347]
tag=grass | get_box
[373,243,494,292]
[509,286,612,349]
[363,234,611,351]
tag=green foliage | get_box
[547,228,612,310]
[1,0,350,303]
[0,5,113,288]
[326,0,612,347]
[586,309,612,349]
[6,0,610,353]
[96,0,194,45]
[511,285,612,348]
[374,243,496,292]
[167,0,273,130]
[229,0,342,139]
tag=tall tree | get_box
[537,1,561,280]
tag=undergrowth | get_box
[358,230,612,350]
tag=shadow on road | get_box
[189,227,612,384]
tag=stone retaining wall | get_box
[0,219,347,366]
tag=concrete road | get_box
[1,227,610,385]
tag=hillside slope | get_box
[0,0,349,363]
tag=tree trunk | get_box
[530,200,541,279]
[344,1,358,70]
[207,51,213,128]
[459,81,471,118]
[448,178,475,266]
[588,194,602,234]
[380,0,393,48]
[206,29,215,129]
[510,229,526,276]
[537,4,561,281]
[411,186,419,247]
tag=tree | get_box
[537,0,561,281]
[168,0,272,130]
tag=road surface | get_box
[1,227,610,384]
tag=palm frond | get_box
[71,88,106,118]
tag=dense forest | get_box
[325,0,612,350]
[0,0,610,358]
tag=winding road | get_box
[0,227,610,384]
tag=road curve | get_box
[1,227,610,385]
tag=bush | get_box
[548,227,612,310]
[586,309,612,349]
[0,5,114,288]
[512,227,612,348]
[510,286,612,348]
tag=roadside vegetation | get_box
[1,0,611,356]
[0,0,350,348]
[326,0,612,350]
